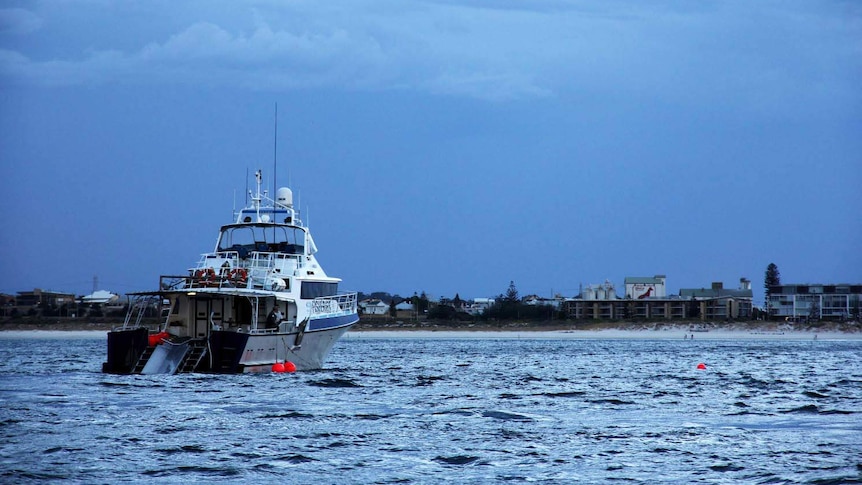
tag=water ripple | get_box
[1,337,860,483]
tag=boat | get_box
[102,170,359,374]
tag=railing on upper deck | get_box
[308,293,358,318]
[189,250,302,290]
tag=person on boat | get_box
[266,306,279,328]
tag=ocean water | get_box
[0,335,860,484]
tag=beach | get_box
[1,325,859,341]
[346,327,860,340]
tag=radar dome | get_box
[276,187,293,208]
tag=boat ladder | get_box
[178,340,208,373]
[132,347,156,374]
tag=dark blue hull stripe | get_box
[309,314,359,331]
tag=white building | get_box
[395,301,415,312]
[359,299,389,315]
[624,275,667,299]
[466,298,496,315]
[80,290,120,305]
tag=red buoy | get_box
[696,362,707,370]
[284,361,297,373]
[272,362,285,373]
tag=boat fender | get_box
[147,331,170,347]
[294,319,308,347]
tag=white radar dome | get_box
[276,187,293,208]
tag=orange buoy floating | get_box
[272,362,286,373]
[284,361,297,373]
[696,362,707,370]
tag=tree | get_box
[687,296,700,319]
[388,300,396,317]
[418,291,429,313]
[808,297,820,322]
[764,263,781,319]
[505,281,519,302]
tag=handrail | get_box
[189,250,301,290]
[118,295,163,331]
[308,293,358,318]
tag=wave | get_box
[308,378,361,388]
[434,455,480,465]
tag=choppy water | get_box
[1,334,860,484]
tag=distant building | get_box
[80,290,120,306]
[680,279,753,320]
[359,299,389,315]
[0,294,16,317]
[467,298,496,316]
[523,295,562,309]
[766,283,862,321]
[15,288,76,310]
[624,275,667,299]
[563,276,753,321]
[582,280,617,300]
[395,301,414,312]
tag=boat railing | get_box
[117,295,164,332]
[308,293,358,318]
[189,251,300,289]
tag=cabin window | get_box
[217,224,306,254]
[301,282,338,299]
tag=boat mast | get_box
[273,102,278,203]
[273,103,278,241]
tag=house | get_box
[80,290,120,306]
[466,298,495,316]
[359,298,389,315]
[395,301,414,312]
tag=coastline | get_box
[346,328,861,340]
[1,321,859,341]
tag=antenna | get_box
[273,103,278,200]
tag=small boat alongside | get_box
[102,170,358,374]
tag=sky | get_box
[1,1,860,306]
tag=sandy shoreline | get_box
[1,328,859,341]
[346,329,860,340]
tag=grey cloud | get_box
[0,1,858,107]
[0,8,43,35]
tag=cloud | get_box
[0,1,858,106]
[0,8,43,35]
